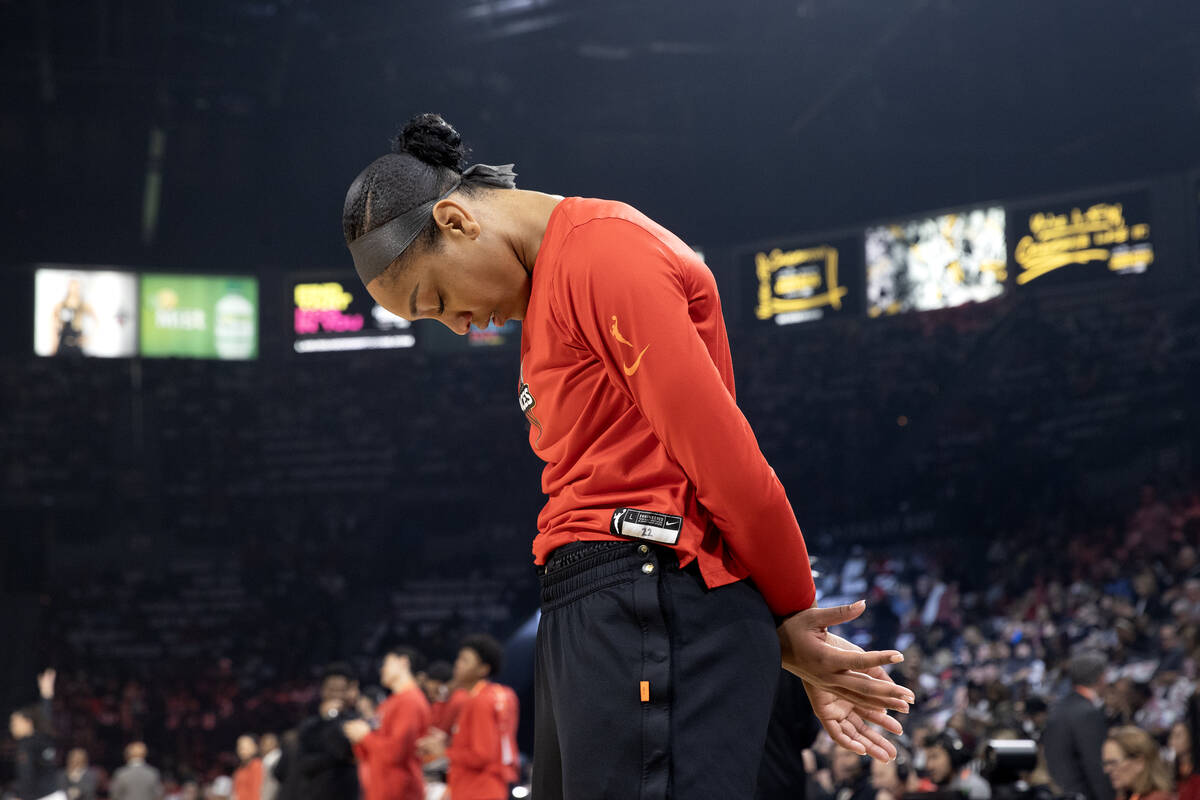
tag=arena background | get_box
[2,0,1200,794]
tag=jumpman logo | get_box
[609,316,649,376]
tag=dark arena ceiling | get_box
[1,0,1199,270]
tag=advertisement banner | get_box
[140,274,258,360]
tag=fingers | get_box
[857,707,905,736]
[850,719,899,762]
[804,601,867,629]
[822,670,915,710]
[821,647,905,673]
[817,683,909,715]
[821,716,868,756]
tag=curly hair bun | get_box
[391,113,470,173]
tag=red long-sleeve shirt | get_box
[520,197,816,616]
[353,685,431,800]
[446,681,518,800]
[232,758,262,800]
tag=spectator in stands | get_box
[423,635,518,800]
[258,733,281,800]
[821,748,874,800]
[1102,726,1173,800]
[1169,720,1200,800]
[869,741,914,800]
[9,670,60,800]
[232,734,262,800]
[343,647,432,800]
[59,747,99,800]
[1044,651,1114,800]
[920,730,990,800]
[290,663,360,800]
[109,742,164,800]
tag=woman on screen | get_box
[49,279,96,357]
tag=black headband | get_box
[348,163,518,285]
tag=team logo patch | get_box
[518,360,543,443]
[610,508,682,545]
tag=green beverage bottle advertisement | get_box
[141,274,259,359]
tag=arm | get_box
[556,220,815,616]
[558,221,912,744]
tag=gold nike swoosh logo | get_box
[623,345,650,376]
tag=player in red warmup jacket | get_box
[444,636,518,800]
[343,647,433,800]
[232,735,263,800]
[343,113,915,800]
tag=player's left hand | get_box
[777,601,914,714]
[342,719,371,743]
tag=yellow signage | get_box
[754,246,848,322]
[1014,202,1152,285]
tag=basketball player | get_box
[342,114,915,799]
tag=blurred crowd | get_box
[5,635,519,800]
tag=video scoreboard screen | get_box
[34,267,139,358]
[745,235,863,326]
[1009,191,1153,286]
[141,274,259,360]
[291,278,415,353]
[866,207,1006,317]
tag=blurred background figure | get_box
[231,735,261,800]
[1044,651,1113,800]
[109,742,162,800]
[868,741,914,800]
[343,647,431,800]
[919,730,990,800]
[9,670,61,800]
[1102,726,1173,800]
[290,664,359,800]
[59,748,99,800]
[257,733,281,800]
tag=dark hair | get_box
[460,634,503,677]
[426,660,453,683]
[927,729,969,769]
[387,646,427,675]
[1068,651,1106,688]
[321,661,357,684]
[342,113,483,281]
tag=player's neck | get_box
[387,675,416,694]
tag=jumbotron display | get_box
[749,235,861,326]
[291,278,415,353]
[34,267,139,358]
[866,207,1006,317]
[141,274,259,360]
[1010,192,1153,286]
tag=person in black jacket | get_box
[8,669,60,800]
[1043,651,1114,800]
[289,663,361,800]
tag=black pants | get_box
[532,541,780,800]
